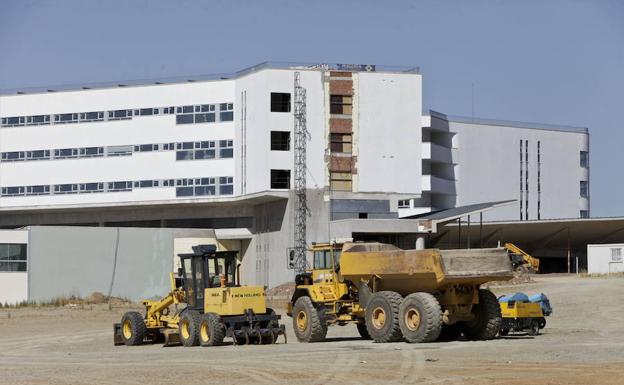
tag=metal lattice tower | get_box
[293,72,308,273]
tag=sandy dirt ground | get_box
[1,275,623,385]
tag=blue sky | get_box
[0,0,622,216]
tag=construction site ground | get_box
[1,275,622,385]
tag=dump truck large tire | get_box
[292,296,327,342]
[357,322,371,339]
[462,289,501,340]
[120,311,147,346]
[199,313,225,347]
[179,310,201,347]
[399,293,443,343]
[365,291,403,343]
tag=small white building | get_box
[587,244,624,274]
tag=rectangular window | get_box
[580,210,589,218]
[79,147,104,158]
[53,184,78,194]
[398,199,411,209]
[611,248,623,262]
[79,183,104,193]
[270,93,291,112]
[107,145,133,156]
[580,151,589,168]
[219,140,233,158]
[0,243,27,272]
[54,148,79,159]
[1,116,25,127]
[137,108,158,116]
[580,180,589,198]
[270,169,290,189]
[1,186,25,196]
[26,115,51,126]
[1,151,25,162]
[135,144,158,152]
[330,172,352,191]
[79,111,104,122]
[330,95,353,115]
[107,181,132,192]
[26,185,50,196]
[270,131,290,151]
[54,113,79,124]
[138,180,158,188]
[176,114,195,124]
[219,103,234,121]
[27,150,50,161]
[219,176,234,195]
[330,133,352,153]
[108,110,133,120]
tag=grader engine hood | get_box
[204,286,267,316]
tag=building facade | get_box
[399,111,590,221]
[0,62,590,290]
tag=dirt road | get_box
[1,275,623,385]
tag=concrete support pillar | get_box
[415,236,426,250]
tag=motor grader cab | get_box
[288,241,514,344]
[114,245,286,347]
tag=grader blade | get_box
[163,330,181,347]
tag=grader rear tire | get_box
[365,291,403,343]
[120,311,147,346]
[292,296,327,343]
[398,293,443,343]
[199,313,225,347]
[462,289,502,341]
[179,310,201,347]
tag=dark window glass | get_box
[194,186,216,196]
[270,131,290,151]
[194,149,216,159]
[270,93,291,112]
[580,151,589,168]
[55,184,77,194]
[182,106,194,113]
[27,115,50,125]
[200,104,214,112]
[5,117,23,126]
[138,144,155,152]
[176,114,194,124]
[176,151,194,160]
[29,150,50,160]
[194,113,215,123]
[176,187,194,197]
[219,148,233,158]
[139,180,154,188]
[220,185,233,195]
[270,169,290,189]
[139,108,154,116]
[26,185,49,195]
[5,152,24,161]
[0,244,27,272]
[220,111,233,121]
[109,181,132,191]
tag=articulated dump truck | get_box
[287,242,513,343]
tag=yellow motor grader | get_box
[114,244,286,347]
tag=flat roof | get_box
[0,61,421,96]
[428,110,588,134]
[404,200,516,223]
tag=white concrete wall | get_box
[234,69,326,195]
[451,122,588,221]
[587,244,624,274]
[357,72,422,194]
[0,80,236,209]
[0,229,29,304]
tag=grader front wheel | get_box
[120,311,147,346]
[199,313,225,347]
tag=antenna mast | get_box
[293,72,308,274]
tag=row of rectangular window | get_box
[0,103,234,128]
[1,140,234,162]
[1,177,234,197]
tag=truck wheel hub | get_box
[296,311,308,331]
[405,308,421,331]
[372,307,386,329]
[200,323,210,341]
[181,321,190,339]
[122,320,132,339]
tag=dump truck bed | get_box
[339,243,513,295]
